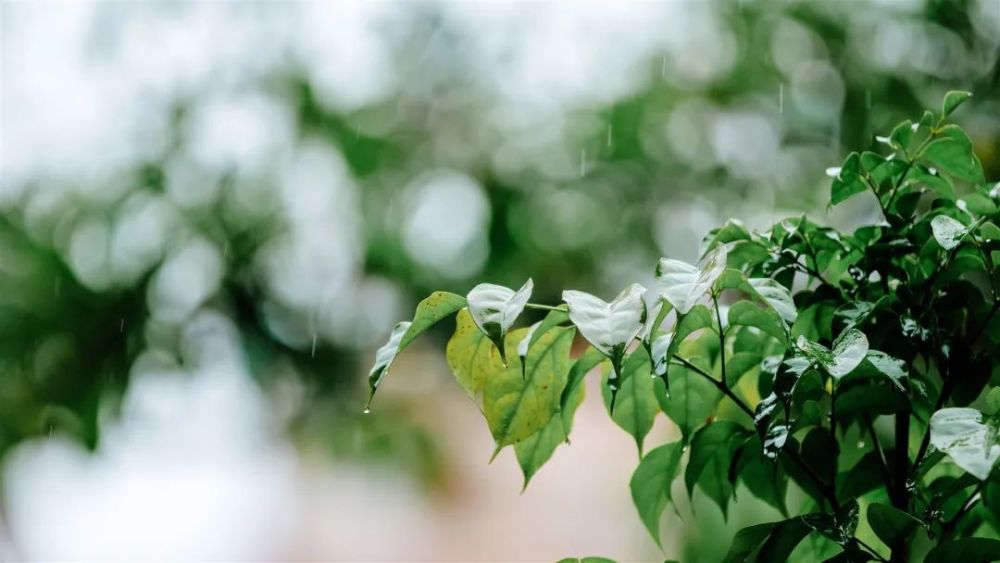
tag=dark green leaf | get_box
[685,421,749,518]
[601,347,659,454]
[920,124,985,184]
[867,503,921,548]
[925,538,1000,563]
[942,90,973,118]
[830,152,867,205]
[630,441,684,548]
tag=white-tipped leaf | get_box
[748,278,797,325]
[930,215,970,251]
[829,328,869,377]
[930,408,1000,480]
[563,283,647,357]
[467,278,533,364]
[656,245,728,314]
[366,321,412,409]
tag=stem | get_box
[866,418,893,489]
[913,378,952,473]
[712,294,728,389]
[525,303,566,312]
[672,357,751,418]
[890,412,911,562]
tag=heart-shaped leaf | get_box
[865,350,908,392]
[930,407,1000,480]
[467,279,533,365]
[796,328,868,379]
[656,245,728,314]
[563,284,647,407]
[484,324,575,448]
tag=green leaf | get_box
[366,321,412,409]
[601,347,659,454]
[725,351,763,387]
[724,518,811,563]
[447,309,503,397]
[685,421,748,518]
[656,244,728,314]
[830,152,867,205]
[864,350,908,392]
[925,538,1000,563]
[630,441,684,548]
[931,214,970,251]
[728,301,787,345]
[518,308,569,365]
[748,278,797,325]
[483,324,575,447]
[367,291,468,408]
[399,291,468,350]
[515,375,584,488]
[867,503,921,548]
[467,279,533,365]
[920,124,985,184]
[657,356,721,442]
[929,407,1000,480]
[796,328,868,379]
[942,90,973,118]
[560,346,608,416]
[663,304,715,381]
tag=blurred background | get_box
[1,0,999,560]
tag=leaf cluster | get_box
[366,92,1000,561]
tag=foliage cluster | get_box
[368,93,1000,561]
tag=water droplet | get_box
[606,123,613,147]
[362,407,371,415]
[857,440,865,448]
[119,318,125,333]
[311,334,317,358]
[778,83,784,115]
[580,148,587,177]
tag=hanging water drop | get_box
[311,333,317,358]
[857,440,865,448]
[362,406,371,415]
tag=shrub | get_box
[366,92,1000,561]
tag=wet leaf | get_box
[484,324,575,447]
[930,214,970,251]
[929,407,1000,480]
[366,321,411,409]
[656,245,728,314]
[467,279,533,364]
[601,347,658,454]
